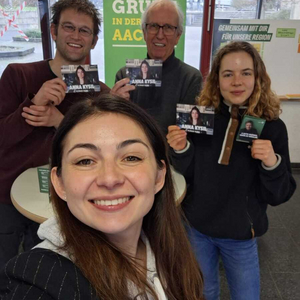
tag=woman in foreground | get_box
[0,95,203,300]
[167,41,296,300]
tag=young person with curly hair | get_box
[167,41,296,300]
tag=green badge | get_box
[37,167,50,194]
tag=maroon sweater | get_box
[0,60,109,204]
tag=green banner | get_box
[104,0,186,88]
[217,24,273,42]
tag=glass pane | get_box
[185,1,204,70]
[0,1,43,76]
[215,0,258,19]
[261,0,300,20]
[49,0,55,58]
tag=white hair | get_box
[141,0,184,35]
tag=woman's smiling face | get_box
[191,109,199,120]
[141,63,148,74]
[218,51,255,105]
[51,113,166,241]
[77,68,85,79]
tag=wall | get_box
[281,102,300,164]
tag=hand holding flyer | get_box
[167,125,187,151]
[31,78,67,106]
[251,139,277,167]
[110,78,135,100]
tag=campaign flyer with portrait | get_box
[126,59,162,87]
[236,115,266,143]
[176,104,215,135]
[61,64,100,93]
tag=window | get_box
[215,0,258,19]
[0,0,43,76]
[185,1,204,69]
[261,0,300,19]
[90,1,104,82]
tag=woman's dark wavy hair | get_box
[189,106,202,125]
[197,41,281,121]
[51,0,101,39]
[75,65,86,83]
[139,60,150,78]
[51,94,204,299]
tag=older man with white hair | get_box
[115,0,202,134]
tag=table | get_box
[11,166,53,224]
[171,166,187,205]
[11,165,186,224]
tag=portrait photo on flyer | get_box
[176,104,215,135]
[126,59,162,87]
[61,64,100,93]
[236,115,266,143]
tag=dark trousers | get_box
[0,204,41,271]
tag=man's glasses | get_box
[60,23,93,37]
[145,23,177,36]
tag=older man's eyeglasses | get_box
[145,23,177,36]
[60,23,93,37]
